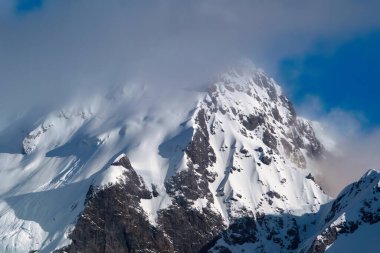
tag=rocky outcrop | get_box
[57,109,226,253]
[158,204,224,253]
[161,108,225,252]
[55,156,172,253]
[240,113,265,131]
[165,109,217,202]
[307,221,358,253]
[205,214,303,252]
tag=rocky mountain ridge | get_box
[0,64,378,252]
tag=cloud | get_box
[1,1,380,131]
[306,107,380,196]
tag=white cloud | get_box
[1,1,380,113]
[305,106,380,196]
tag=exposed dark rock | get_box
[57,153,225,253]
[272,106,282,123]
[307,221,359,253]
[240,114,265,131]
[158,205,225,253]
[219,107,228,115]
[151,184,159,197]
[306,173,315,182]
[230,107,237,116]
[111,155,131,167]
[287,218,300,250]
[56,157,171,253]
[166,109,217,203]
[225,217,258,244]
[225,84,235,92]
[360,207,380,224]
[158,107,226,252]
[84,184,95,204]
[280,138,292,157]
[202,217,258,251]
[260,155,272,165]
[185,109,216,171]
[240,147,249,155]
[267,190,281,199]
[165,166,214,202]
[263,129,277,151]
[255,147,263,153]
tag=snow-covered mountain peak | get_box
[362,168,380,180]
[0,63,378,253]
[324,169,380,222]
[204,65,324,170]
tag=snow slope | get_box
[0,84,202,252]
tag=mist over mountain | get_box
[1,1,380,252]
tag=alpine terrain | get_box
[0,63,379,253]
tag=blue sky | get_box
[277,32,380,129]
[16,0,43,13]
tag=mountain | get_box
[0,63,378,253]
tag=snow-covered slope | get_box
[0,63,378,253]
[305,169,380,253]
[0,84,202,252]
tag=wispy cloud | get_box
[305,106,380,196]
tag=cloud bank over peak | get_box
[1,0,380,116]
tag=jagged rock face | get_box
[205,214,304,252]
[158,205,224,253]
[160,108,225,252]
[165,109,217,202]
[58,154,225,253]
[55,156,173,253]
[206,69,324,169]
